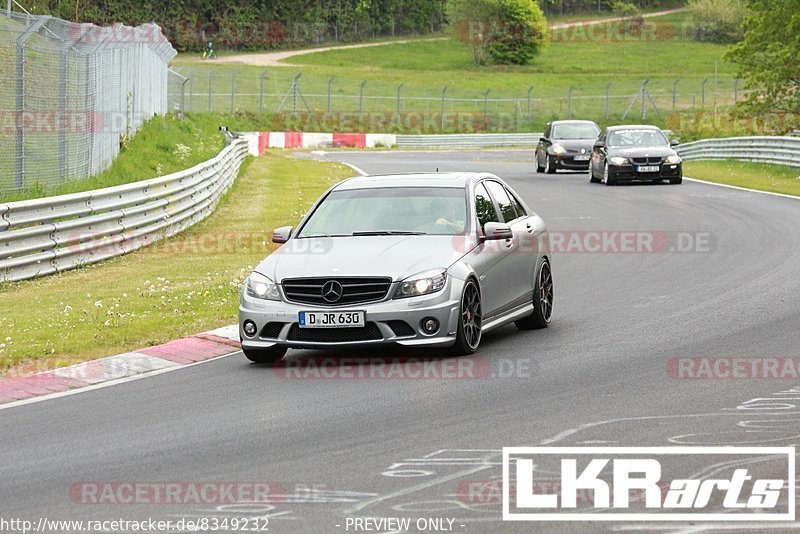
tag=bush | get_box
[688,0,748,43]
[448,0,547,65]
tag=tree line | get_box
[28,0,678,50]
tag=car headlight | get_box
[246,271,280,301]
[665,155,682,164]
[394,269,447,299]
[608,156,629,166]
[551,143,566,155]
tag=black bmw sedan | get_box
[589,125,682,185]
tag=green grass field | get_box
[0,154,353,373]
[171,12,738,131]
[684,160,800,197]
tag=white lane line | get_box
[0,350,240,412]
[340,161,368,176]
[685,176,800,201]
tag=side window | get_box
[544,123,552,139]
[484,181,518,223]
[474,183,500,231]
[507,188,527,217]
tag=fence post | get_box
[604,82,611,119]
[672,78,679,111]
[527,86,533,123]
[483,89,490,125]
[327,76,335,114]
[358,80,367,115]
[292,72,302,116]
[188,75,193,112]
[230,70,236,113]
[641,79,649,120]
[207,71,212,112]
[734,78,741,104]
[701,78,708,106]
[440,85,448,131]
[568,86,574,119]
[259,70,269,113]
[58,48,67,181]
[14,15,49,190]
[396,82,404,117]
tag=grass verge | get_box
[1,112,271,203]
[684,160,800,197]
[0,153,353,373]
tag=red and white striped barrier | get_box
[241,132,396,155]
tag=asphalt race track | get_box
[2,150,800,533]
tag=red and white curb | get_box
[240,131,396,155]
[0,324,240,408]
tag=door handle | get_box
[526,222,535,233]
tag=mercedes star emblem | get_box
[321,280,344,303]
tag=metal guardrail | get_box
[0,138,249,283]
[677,136,800,169]
[396,133,543,148]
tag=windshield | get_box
[607,129,669,147]
[298,187,468,237]
[552,123,600,139]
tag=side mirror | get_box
[272,225,293,244]
[670,138,680,147]
[593,141,604,150]
[482,222,513,241]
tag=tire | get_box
[670,175,682,184]
[243,346,287,364]
[545,155,556,174]
[603,162,616,186]
[589,165,600,183]
[515,257,554,330]
[450,279,482,355]
[536,151,545,173]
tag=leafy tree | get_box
[725,0,800,112]
[688,0,748,43]
[448,0,547,65]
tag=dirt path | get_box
[196,7,687,67]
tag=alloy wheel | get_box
[538,261,554,323]
[461,282,482,349]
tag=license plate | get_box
[637,165,660,173]
[574,155,590,161]
[298,310,365,328]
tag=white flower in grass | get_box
[94,301,103,308]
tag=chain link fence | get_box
[0,10,176,194]
[169,68,744,132]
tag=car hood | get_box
[553,139,596,152]
[608,146,676,158]
[256,235,471,282]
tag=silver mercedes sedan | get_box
[238,172,553,363]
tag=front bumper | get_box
[239,277,463,350]
[609,162,682,182]
[553,153,592,170]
